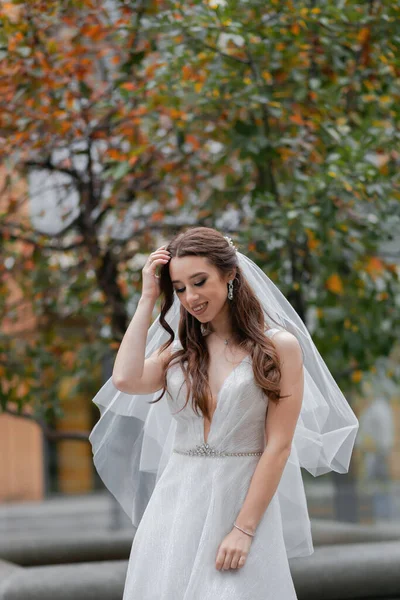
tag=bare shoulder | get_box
[268,330,303,366]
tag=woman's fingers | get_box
[222,551,233,570]
[140,246,171,299]
[147,248,171,269]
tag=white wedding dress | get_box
[121,328,298,599]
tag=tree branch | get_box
[0,226,85,251]
[24,158,81,182]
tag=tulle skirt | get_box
[122,451,298,600]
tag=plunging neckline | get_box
[203,354,251,445]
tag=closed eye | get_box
[175,279,206,294]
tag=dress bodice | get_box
[166,329,279,454]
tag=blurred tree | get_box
[149,0,400,393]
[0,0,399,474]
[0,0,211,431]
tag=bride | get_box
[89,226,359,599]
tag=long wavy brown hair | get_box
[149,227,287,419]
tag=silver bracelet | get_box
[233,522,255,537]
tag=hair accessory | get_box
[223,235,238,251]
[89,248,359,560]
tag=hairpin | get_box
[223,235,238,252]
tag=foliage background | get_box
[0,0,399,441]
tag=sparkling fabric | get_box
[122,329,298,599]
[173,442,264,457]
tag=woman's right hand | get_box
[141,245,171,301]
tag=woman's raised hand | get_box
[141,245,171,301]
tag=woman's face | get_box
[169,255,234,322]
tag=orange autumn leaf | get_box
[277,147,295,162]
[291,23,300,35]
[325,273,344,295]
[119,279,128,296]
[290,113,305,126]
[305,229,320,250]
[186,134,200,149]
[378,163,389,176]
[146,62,166,78]
[351,370,363,384]
[357,27,370,44]
[163,162,176,172]
[182,65,194,80]
[108,148,124,160]
[377,292,389,301]
[151,211,165,222]
[128,155,139,166]
[169,108,182,119]
[262,71,273,84]
[197,209,212,219]
[121,82,136,91]
[16,380,30,399]
[62,351,76,369]
[365,256,384,279]
[59,121,72,134]
[82,24,107,41]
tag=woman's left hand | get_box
[215,527,253,571]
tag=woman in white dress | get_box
[89,226,359,599]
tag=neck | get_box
[209,303,233,339]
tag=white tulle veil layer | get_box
[89,250,359,559]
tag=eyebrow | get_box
[171,272,208,284]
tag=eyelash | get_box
[175,279,206,294]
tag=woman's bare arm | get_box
[233,331,304,534]
[112,296,172,394]
[112,244,172,394]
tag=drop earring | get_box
[228,279,234,300]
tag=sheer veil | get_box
[89,249,359,558]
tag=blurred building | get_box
[0,175,45,502]
[0,172,98,502]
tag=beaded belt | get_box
[173,442,263,458]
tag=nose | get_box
[186,289,200,307]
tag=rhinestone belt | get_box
[173,442,264,458]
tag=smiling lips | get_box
[192,302,208,314]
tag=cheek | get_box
[211,287,227,306]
